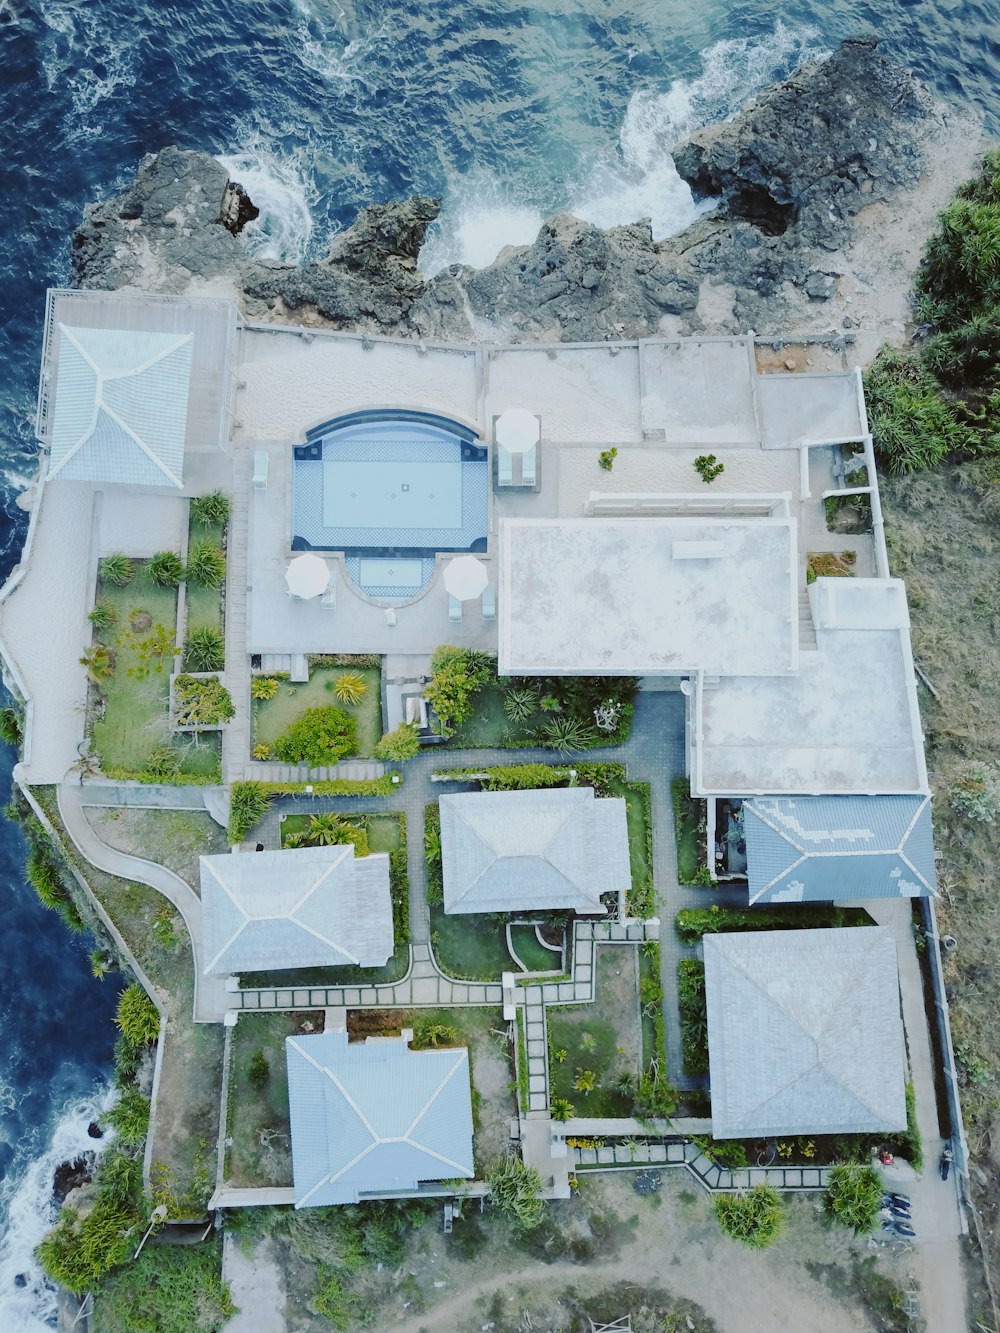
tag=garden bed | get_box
[671,779,707,885]
[675,903,874,945]
[678,959,709,1077]
[225,1011,322,1188]
[84,808,230,890]
[252,665,382,758]
[547,947,642,1119]
[185,515,225,636]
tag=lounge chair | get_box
[520,444,536,487]
[449,594,463,622]
[496,445,513,487]
[481,582,496,621]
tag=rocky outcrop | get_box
[70,38,983,352]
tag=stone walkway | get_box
[222,452,252,785]
[571,1140,833,1192]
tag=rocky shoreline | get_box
[72,37,984,362]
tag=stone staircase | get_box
[258,652,309,681]
[243,760,387,784]
[798,588,818,651]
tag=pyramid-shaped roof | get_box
[286,1031,474,1207]
[200,844,393,974]
[743,795,936,904]
[47,324,193,486]
[439,786,630,914]
[704,926,906,1139]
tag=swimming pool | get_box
[292,410,488,598]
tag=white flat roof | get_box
[696,578,928,795]
[499,515,797,677]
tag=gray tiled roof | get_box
[743,795,936,904]
[439,787,630,914]
[286,1031,474,1207]
[200,844,392,974]
[48,324,192,486]
[705,927,906,1139]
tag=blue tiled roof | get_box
[286,1031,475,1207]
[743,795,936,904]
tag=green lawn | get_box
[185,518,225,635]
[508,922,562,973]
[253,666,382,757]
[430,905,512,980]
[547,947,643,1118]
[448,680,544,748]
[226,1012,304,1187]
[90,565,220,781]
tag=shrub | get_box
[172,673,235,728]
[148,550,185,587]
[88,599,118,633]
[714,1186,784,1248]
[0,706,22,747]
[186,537,226,588]
[26,841,84,931]
[80,644,116,682]
[190,490,231,525]
[374,721,421,762]
[678,960,709,1076]
[37,1199,137,1294]
[145,745,181,779]
[413,1020,460,1049]
[694,453,725,483]
[425,645,494,737]
[331,671,367,705]
[542,714,598,753]
[274,705,357,766]
[251,675,279,701]
[100,553,135,587]
[825,1164,883,1233]
[228,781,272,842]
[285,813,369,856]
[950,760,1000,823]
[550,1097,575,1122]
[104,1085,151,1147]
[598,447,617,471]
[864,347,976,474]
[115,982,160,1047]
[184,625,225,672]
[90,1241,235,1332]
[252,743,273,760]
[504,687,536,723]
[248,1050,270,1090]
[488,1155,545,1230]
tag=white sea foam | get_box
[0,1083,115,1332]
[291,1,388,88]
[37,1,136,138]
[421,23,828,273]
[216,140,318,264]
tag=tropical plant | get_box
[598,447,617,471]
[190,489,231,525]
[114,982,160,1048]
[248,1050,270,1090]
[543,714,598,753]
[0,706,22,747]
[100,553,135,587]
[104,1085,151,1147]
[488,1155,545,1230]
[950,760,1000,823]
[714,1186,784,1248]
[184,625,225,671]
[90,947,112,980]
[145,745,180,779]
[550,1097,575,1122]
[185,537,226,588]
[252,743,273,760]
[251,675,279,701]
[88,599,118,633]
[37,1198,137,1294]
[552,1047,568,1064]
[331,671,368,705]
[825,1164,884,1233]
[172,673,235,728]
[414,1020,460,1049]
[228,782,272,842]
[274,705,357,766]
[148,550,185,587]
[694,453,725,483]
[539,694,561,712]
[424,644,494,737]
[504,687,536,723]
[574,1068,597,1094]
[80,643,116,682]
[285,812,369,856]
[374,721,421,762]
[864,346,977,474]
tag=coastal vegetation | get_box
[251,664,382,759]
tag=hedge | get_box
[675,904,873,945]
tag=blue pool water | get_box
[1,1,1000,1325]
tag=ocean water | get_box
[0,0,998,1324]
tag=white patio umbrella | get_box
[285,553,329,599]
[444,555,489,601]
[495,408,540,455]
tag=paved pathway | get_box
[223,453,252,784]
[57,779,230,1022]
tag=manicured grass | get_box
[508,923,561,973]
[90,565,220,781]
[226,1012,305,1188]
[253,666,382,758]
[671,778,706,885]
[430,904,511,981]
[547,948,642,1118]
[185,518,225,635]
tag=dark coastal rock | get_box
[69,37,977,345]
[53,1153,95,1205]
[87,1121,103,1139]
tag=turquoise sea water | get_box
[0,1,997,1324]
